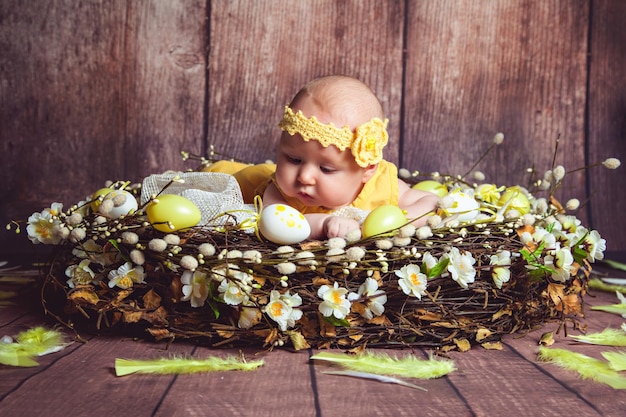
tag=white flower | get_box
[445,247,476,289]
[238,301,262,329]
[544,248,574,282]
[217,267,253,306]
[264,290,303,331]
[489,250,511,289]
[108,262,145,289]
[582,229,606,262]
[181,270,210,308]
[395,264,427,300]
[65,259,97,288]
[26,205,64,245]
[218,280,249,306]
[318,282,351,319]
[421,252,439,277]
[347,278,387,319]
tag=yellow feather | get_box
[310,351,455,379]
[538,347,626,389]
[570,328,626,347]
[602,351,626,371]
[0,327,68,367]
[115,355,264,376]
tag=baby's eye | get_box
[320,166,337,174]
[285,155,302,164]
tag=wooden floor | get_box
[2,265,626,417]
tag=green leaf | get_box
[324,316,351,328]
[427,258,449,279]
[108,239,130,263]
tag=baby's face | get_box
[275,133,371,210]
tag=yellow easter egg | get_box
[412,180,448,198]
[146,194,201,232]
[498,186,530,215]
[258,204,311,244]
[90,187,114,211]
[362,205,407,238]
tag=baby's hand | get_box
[323,216,360,238]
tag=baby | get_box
[207,75,439,239]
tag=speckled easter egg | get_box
[99,190,138,219]
[258,204,310,244]
[362,205,407,238]
[146,194,201,232]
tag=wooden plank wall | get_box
[1,0,624,258]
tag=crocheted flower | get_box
[352,118,389,167]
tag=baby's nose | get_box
[297,165,316,185]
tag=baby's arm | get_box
[397,179,440,226]
[263,183,359,239]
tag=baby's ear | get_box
[362,164,378,183]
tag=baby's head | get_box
[274,76,389,210]
[279,75,389,168]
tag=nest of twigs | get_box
[21,143,614,352]
[38,210,588,351]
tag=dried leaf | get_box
[481,341,503,350]
[122,310,143,323]
[286,330,310,350]
[453,338,471,352]
[68,287,100,305]
[142,289,162,310]
[539,332,555,346]
[475,328,492,342]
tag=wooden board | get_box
[0,0,625,258]
[206,0,405,165]
[2,281,626,416]
[587,0,626,259]
[403,0,590,216]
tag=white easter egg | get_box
[100,190,138,219]
[258,204,310,244]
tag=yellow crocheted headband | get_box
[278,106,389,167]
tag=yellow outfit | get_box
[204,160,400,214]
